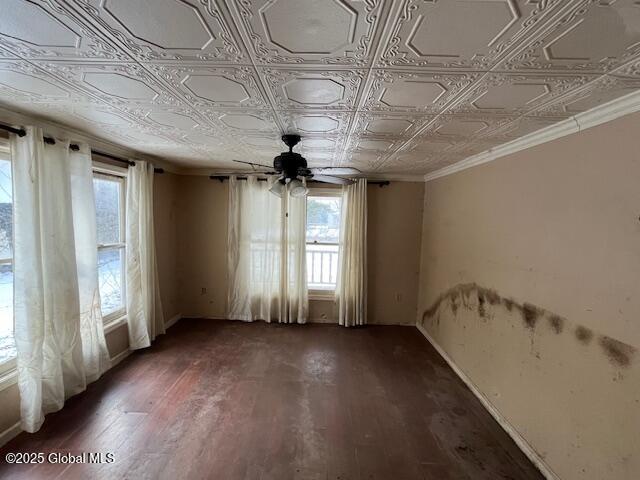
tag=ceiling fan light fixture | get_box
[269,178,286,197]
[289,178,308,198]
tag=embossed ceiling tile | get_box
[363,70,480,114]
[146,109,201,131]
[205,109,280,134]
[375,149,445,174]
[489,116,561,141]
[0,60,79,101]
[429,114,517,140]
[277,110,351,137]
[79,0,246,63]
[71,105,134,127]
[344,151,386,171]
[299,136,341,152]
[352,136,399,154]
[350,112,429,140]
[504,0,640,73]
[34,62,182,107]
[151,64,269,109]
[238,135,283,151]
[532,74,640,117]
[377,0,560,70]
[232,0,384,66]
[451,72,597,116]
[0,0,127,60]
[0,46,19,60]
[263,68,364,111]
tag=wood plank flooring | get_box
[0,319,544,479]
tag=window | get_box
[0,151,14,366]
[93,171,126,321]
[306,191,342,291]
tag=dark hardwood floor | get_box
[0,319,543,479]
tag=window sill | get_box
[309,290,335,301]
[0,366,17,392]
[104,315,127,334]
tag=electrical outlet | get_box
[201,287,207,295]
[395,293,402,302]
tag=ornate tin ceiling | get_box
[0,0,639,177]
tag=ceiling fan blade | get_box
[309,166,361,175]
[311,175,356,185]
[232,159,274,170]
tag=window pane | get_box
[0,264,14,363]
[94,176,121,245]
[0,159,12,259]
[306,196,341,244]
[98,248,124,316]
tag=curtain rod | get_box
[0,123,164,173]
[209,175,390,186]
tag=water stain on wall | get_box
[421,283,636,368]
[599,335,635,368]
[575,325,594,345]
[548,315,565,335]
[521,303,542,330]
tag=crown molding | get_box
[424,89,640,182]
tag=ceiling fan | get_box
[226,134,361,197]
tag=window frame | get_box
[0,143,15,375]
[305,187,342,300]
[92,162,127,324]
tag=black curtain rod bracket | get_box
[0,122,141,169]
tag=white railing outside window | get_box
[306,243,339,289]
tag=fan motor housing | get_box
[274,151,307,179]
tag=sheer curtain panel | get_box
[126,160,165,349]
[227,176,308,323]
[11,127,110,433]
[336,178,367,327]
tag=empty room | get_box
[0,1,638,479]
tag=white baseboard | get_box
[164,313,182,329]
[415,323,560,480]
[0,421,21,447]
[109,348,132,368]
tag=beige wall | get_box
[154,172,181,322]
[175,176,424,325]
[176,175,230,318]
[417,112,640,480]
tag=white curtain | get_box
[227,176,307,323]
[69,143,111,381]
[336,178,367,327]
[126,160,164,349]
[11,127,110,433]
